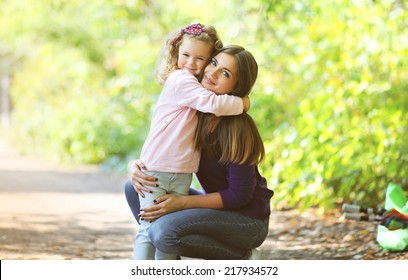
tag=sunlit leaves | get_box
[1,0,407,209]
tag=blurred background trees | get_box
[1,0,407,210]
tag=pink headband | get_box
[172,23,205,46]
[184,23,204,35]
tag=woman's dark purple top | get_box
[196,154,274,219]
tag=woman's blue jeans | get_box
[124,180,269,259]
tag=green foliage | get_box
[1,0,408,210]
[253,0,408,210]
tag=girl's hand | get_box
[140,194,186,221]
[128,160,158,198]
[242,96,251,112]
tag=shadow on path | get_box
[0,140,136,260]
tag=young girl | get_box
[133,24,250,260]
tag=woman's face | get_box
[201,52,238,95]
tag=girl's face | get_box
[177,38,212,77]
[201,52,238,95]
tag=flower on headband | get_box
[183,23,204,35]
[172,23,205,46]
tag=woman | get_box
[125,45,274,259]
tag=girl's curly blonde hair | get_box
[155,23,223,84]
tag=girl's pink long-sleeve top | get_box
[140,70,244,173]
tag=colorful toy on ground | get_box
[342,183,408,251]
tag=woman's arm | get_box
[139,192,223,221]
[129,160,223,219]
[131,159,259,221]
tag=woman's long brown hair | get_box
[194,112,265,165]
[193,45,264,165]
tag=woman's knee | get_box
[149,217,176,250]
[124,180,134,196]
[124,180,139,205]
[124,180,141,222]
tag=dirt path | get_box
[0,140,407,260]
[0,140,134,259]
